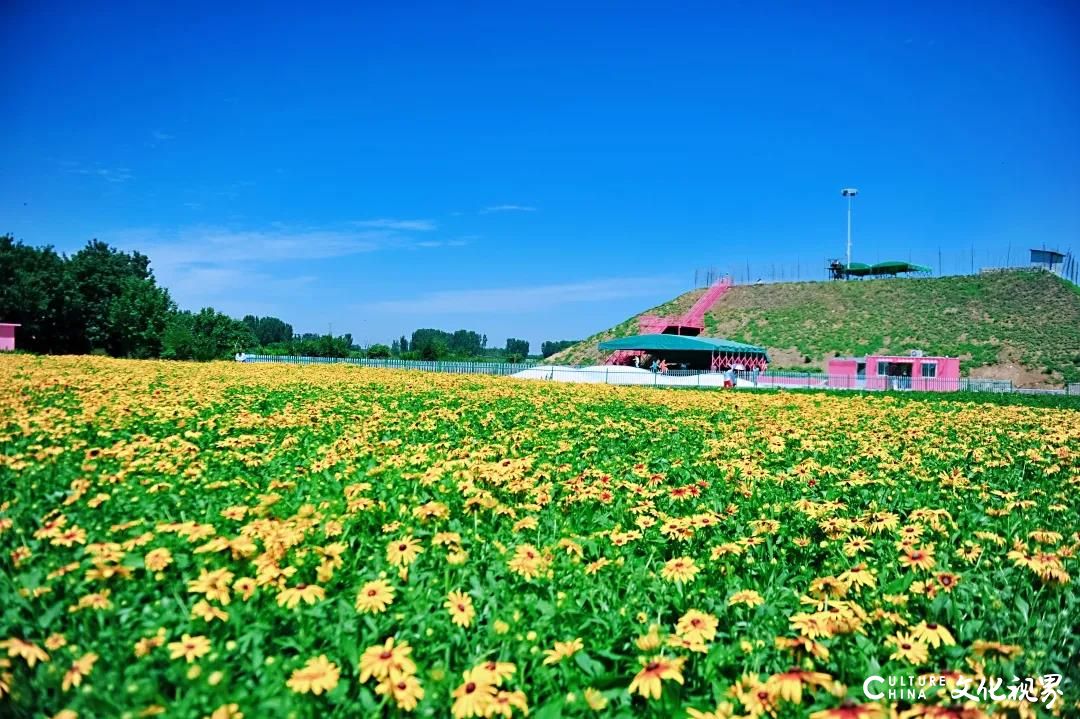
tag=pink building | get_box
[0,324,19,352]
[827,353,961,392]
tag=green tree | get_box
[505,338,530,357]
[107,277,176,358]
[366,343,392,359]
[68,240,170,356]
[0,235,80,353]
[243,315,294,345]
[541,340,580,358]
[162,308,257,361]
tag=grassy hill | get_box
[547,269,1080,386]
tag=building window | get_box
[877,362,888,376]
[921,363,937,378]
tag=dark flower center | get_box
[465,682,477,693]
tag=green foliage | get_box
[162,308,257,361]
[0,235,174,357]
[242,315,294,345]
[541,340,580,358]
[0,235,81,353]
[505,337,529,357]
[365,343,392,359]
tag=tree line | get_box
[1,235,580,362]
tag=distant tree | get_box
[449,329,483,356]
[390,339,400,355]
[399,335,409,353]
[68,240,170,356]
[420,339,446,361]
[107,277,176,358]
[243,315,293,345]
[411,329,450,358]
[366,343,392,359]
[505,338,529,357]
[162,308,257,361]
[0,235,80,353]
[541,340,580,358]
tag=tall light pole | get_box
[841,188,859,269]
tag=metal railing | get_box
[237,355,1045,394]
[241,354,538,376]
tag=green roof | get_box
[842,261,932,277]
[598,334,769,358]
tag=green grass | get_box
[549,270,1080,385]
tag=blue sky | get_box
[2,1,1078,349]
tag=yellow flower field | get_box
[1,355,1077,718]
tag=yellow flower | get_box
[61,652,98,692]
[376,671,425,711]
[728,589,764,608]
[660,556,700,583]
[583,687,608,711]
[191,599,229,623]
[233,577,256,601]
[359,637,416,682]
[144,548,173,571]
[187,568,233,605]
[204,704,243,719]
[167,634,211,663]
[507,544,548,580]
[628,655,685,699]
[276,583,325,609]
[488,689,529,717]
[542,638,584,665]
[1,638,50,667]
[635,624,664,652]
[356,579,395,614]
[451,667,498,718]
[909,621,955,648]
[386,536,424,567]
[445,590,476,628]
[887,632,929,665]
[675,610,718,644]
[286,654,340,695]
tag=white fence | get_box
[232,355,1055,394]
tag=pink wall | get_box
[0,324,18,352]
[865,355,960,391]
[826,358,859,388]
[828,355,961,391]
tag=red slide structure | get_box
[605,276,732,365]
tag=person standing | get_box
[659,359,668,374]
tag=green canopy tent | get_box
[599,333,769,370]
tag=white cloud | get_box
[366,276,680,315]
[65,164,133,183]
[99,224,403,314]
[480,204,536,214]
[107,225,392,267]
[354,218,437,231]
